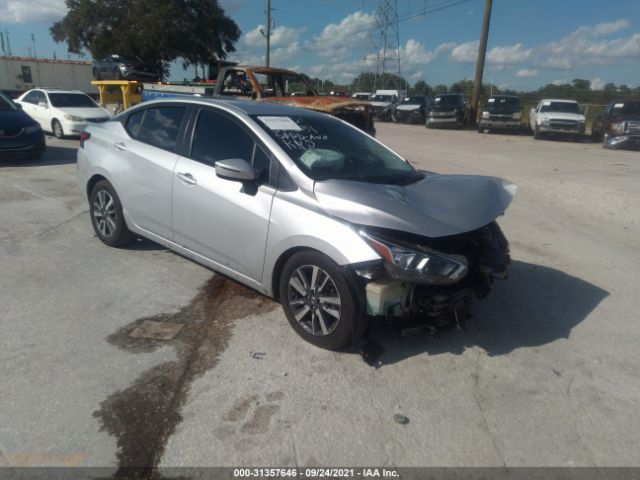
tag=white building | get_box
[0,56,97,95]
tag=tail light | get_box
[80,131,91,148]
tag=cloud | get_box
[516,68,539,78]
[311,11,375,60]
[401,39,455,65]
[243,25,306,49]
[542,19,640,69]
[450,40,532,66]
[0,0,66,22]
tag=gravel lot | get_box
[1,126,639,469]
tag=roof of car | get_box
[136,97,326,117]
[541,98,578,103]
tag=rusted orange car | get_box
[214,66,375,136]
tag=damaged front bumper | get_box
[352,222,510,336]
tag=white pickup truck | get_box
[529,99,586,140]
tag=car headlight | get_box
[360,232,468,284]
[24,124,41,134]
[482,111,490,119]
[512,112,521,120]
[541,117,550,126]
[64,114,84,122]
[610,122,625,134]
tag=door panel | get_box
[113,139,178,239]
[172,156,275,281]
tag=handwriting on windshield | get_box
[274,121,328,151]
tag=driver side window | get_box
[191,108,272,185]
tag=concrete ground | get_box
[0,126,639,470]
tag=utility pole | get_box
[471,0,492,126]
[265,0,271,67]
[4,30,12,56]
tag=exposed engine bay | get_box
[358,221,510,337]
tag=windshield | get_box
[371,95,394,102]
[353,94,370,100]
[485,97,520,109]
[434,95,462,106]
[0,92,18,111]
[252,114,419,183]
[113,55,141,63]
[611,102,640,114]
[540,101,580,114]
[403,96,424,105]
[48,93,99,108]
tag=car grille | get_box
[0,127,24,137]
[626,121,640,135]
[489,114,514,121]
[550,119,578,130]
[430,111,455,117]
[86,118,108,123]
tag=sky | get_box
[1,0,639,91]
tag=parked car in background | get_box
[591,99,640,149]
[92,54,163,82]
[77,98,515,350]
[16,89,111,139]
[369,90,403,122]
[426,93,468,128]
[213,66,375,136]
[0,90,45,160]
[352,92,372,101]
[392,95,432,124]
[478,95,522,133]
[529,99,585,140]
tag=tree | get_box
[434,84,448,94]
[412,80,433,96]
[350,71,409,92]
[50,0,240,71]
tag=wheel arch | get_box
[86,173,108,200]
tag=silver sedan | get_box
[77,98,515,350]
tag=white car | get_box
[16,89,111,139]
[529,99,586,140]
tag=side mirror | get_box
[38,101,48,108]
[14,102,22,109]
[214,158,256,182]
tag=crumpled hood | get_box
[263,96,369,113]
[313,173,516,238]
[369,101,392,108]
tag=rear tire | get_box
[114,68,123,80]
[89,180,135,247]
[279,251,355,350]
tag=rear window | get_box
[135,107,186,151]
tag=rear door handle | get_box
[113,141,127,151]
[177,172,197,185]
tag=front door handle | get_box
[177,172,197,185]
[113,141,127,151]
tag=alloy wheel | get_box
[287,265,342,336]
[93,189,117,238]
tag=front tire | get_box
[52,119,64,139]
[533,126,542,140]
[89,180,134,247]
[279,251,355,350]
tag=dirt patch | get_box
[94,276,277,478]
